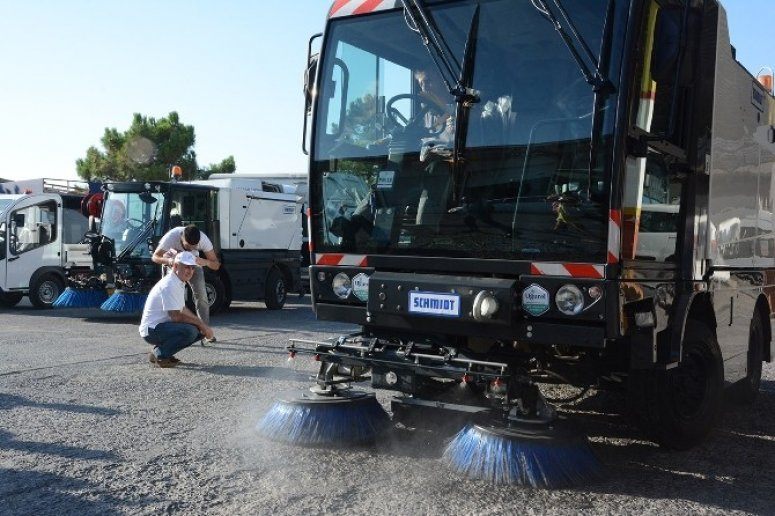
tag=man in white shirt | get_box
[140,251,215,368]
[152,224,220,326]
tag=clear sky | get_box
[1,0,772,182]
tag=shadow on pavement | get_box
[0,429,120,462]
[0,393,121,416]
[0,467,147,515]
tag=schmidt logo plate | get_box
[522,284,550,316]
[408,291,461,318]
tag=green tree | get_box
[197,155,236,179]
[76,112,234,182]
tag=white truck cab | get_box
[0,185,91,308]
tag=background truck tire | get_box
[29,274,64,309]
[264,268,287,310]
[728,313,765,404]
[628,320,724,450]
[186,275,227,315]
[0,291,24,308]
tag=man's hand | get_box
[202,325,215,340]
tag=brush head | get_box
[258,389,390,446]
[53,287,108,308]
[443,419,602,488]
[100,291,147,313]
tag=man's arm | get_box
[152,247,174,267]
[197,249,221,271]
[169,308,214,339]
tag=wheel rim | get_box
[205,283,216,307]
[275,279,286,304]
[39,280,60,304]
[671,348,710,419]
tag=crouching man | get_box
[139,251,215,368]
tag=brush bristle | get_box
[100,291,147,313]
[53,288,108,308]
[259,395,390,446]
[443,424,602,488]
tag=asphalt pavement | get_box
[1,298,774,515]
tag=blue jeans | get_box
[144,322,202,359]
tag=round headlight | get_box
[473,291,500,321]
[555,284,584,315]
[332,273,352,300]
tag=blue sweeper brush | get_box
[100,290,147,313]
[258,389,390,446]
[53,287,109,308]
[443,418,602,488]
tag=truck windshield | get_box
[312,0,625,261]
[101,191,165,258]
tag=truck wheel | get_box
[628,320,723,450]
[728,314,764,404]
[205,275,227,314]
[185,276,226,315]
[264,268,287,310]
[0,291,24,308]
[30,274,65,309]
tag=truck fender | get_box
[669,291,716,365]
[29,266,66,292]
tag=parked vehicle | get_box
[0,180,92,308]
[65,175,304,312]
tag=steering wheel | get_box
[386,93,436,129]
[126,218,145,229]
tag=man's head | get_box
[181,225,201,251]
[172,250,198,282]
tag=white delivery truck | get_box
[0,180,91,308]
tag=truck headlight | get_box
[332,273,352,300]
[473,291,499,320]
[555,284,584,315]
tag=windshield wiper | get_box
[400,0,479,104]
[531,0,613,93]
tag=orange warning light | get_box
[170,165,183,178]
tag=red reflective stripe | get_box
[610,209,621,226]
[329,0,351,16]
[317,254,344,266]
[607,252,618,264]
[563,263,603,279]
[530,263,541,275]
[352,0,384,14]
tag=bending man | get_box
[140,251,215,368]
[152,224,220,325]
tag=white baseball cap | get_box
[174,251,198,266]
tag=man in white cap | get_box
[139,251,215,368]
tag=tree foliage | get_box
[76,112,235,181]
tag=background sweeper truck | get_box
[58,174,304,313]
[259,0,775,488]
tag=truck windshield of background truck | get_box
[101,191,165,258]
[312,0,625,260]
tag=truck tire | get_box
[264,268,287,310]
[186,275,226,315]
[628,320,724,450]
[728,314,764,404]
[29,273,65,309]
[0,291,24,308]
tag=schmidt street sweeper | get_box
[259,0,775,487]
[56,173,304,313]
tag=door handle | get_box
[8,256,19,262]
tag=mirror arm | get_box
[302,33,323,156]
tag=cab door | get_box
[5,196,62,289]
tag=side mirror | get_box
[12,213,25,228]
[304,52,319,115]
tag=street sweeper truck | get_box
[0,179,92,308]
[57,176,304,313]
[259,0,775,487]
